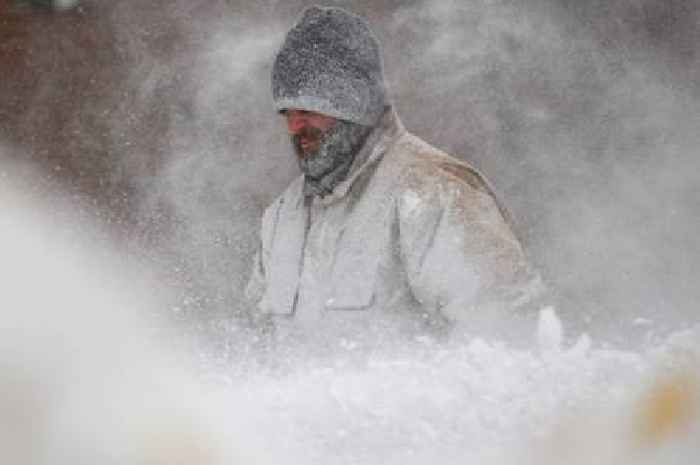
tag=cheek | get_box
[286,119,300,134]
[320,120,337,132]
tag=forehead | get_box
[282,109,333,118]
[281,109,339,127]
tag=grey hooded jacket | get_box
[245,109,543,340]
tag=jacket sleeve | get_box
[397,173,544,326]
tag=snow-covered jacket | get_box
[246,109,542,339]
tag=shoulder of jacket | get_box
[388,132,493,198]
[390,133,518,232]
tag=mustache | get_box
[292,127,325,156]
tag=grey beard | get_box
[294,120,371,198]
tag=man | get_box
[246,6,543,344]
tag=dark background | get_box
[2,0,698,346]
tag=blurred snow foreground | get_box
[0,185,699,465]
[0,186,272,464]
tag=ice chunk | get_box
[537,306,563,353]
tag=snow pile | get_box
[215,309,699,465]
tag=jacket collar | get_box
[310,107,405,206]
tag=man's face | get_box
[284,109,338,158]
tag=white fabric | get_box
[246,109,543,340]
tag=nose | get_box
[286,112,307,134]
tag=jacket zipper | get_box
[291,196,313,316]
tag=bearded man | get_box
[246,6,543,345]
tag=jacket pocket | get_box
[325,277,376,311]
[325,235,379,311]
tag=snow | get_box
[537,306,564,352]
[401,189,423,216]
[1,185,698,465]
[216,323,699,465]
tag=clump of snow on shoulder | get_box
[400,189,424,216]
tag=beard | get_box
[292,120,371,197]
